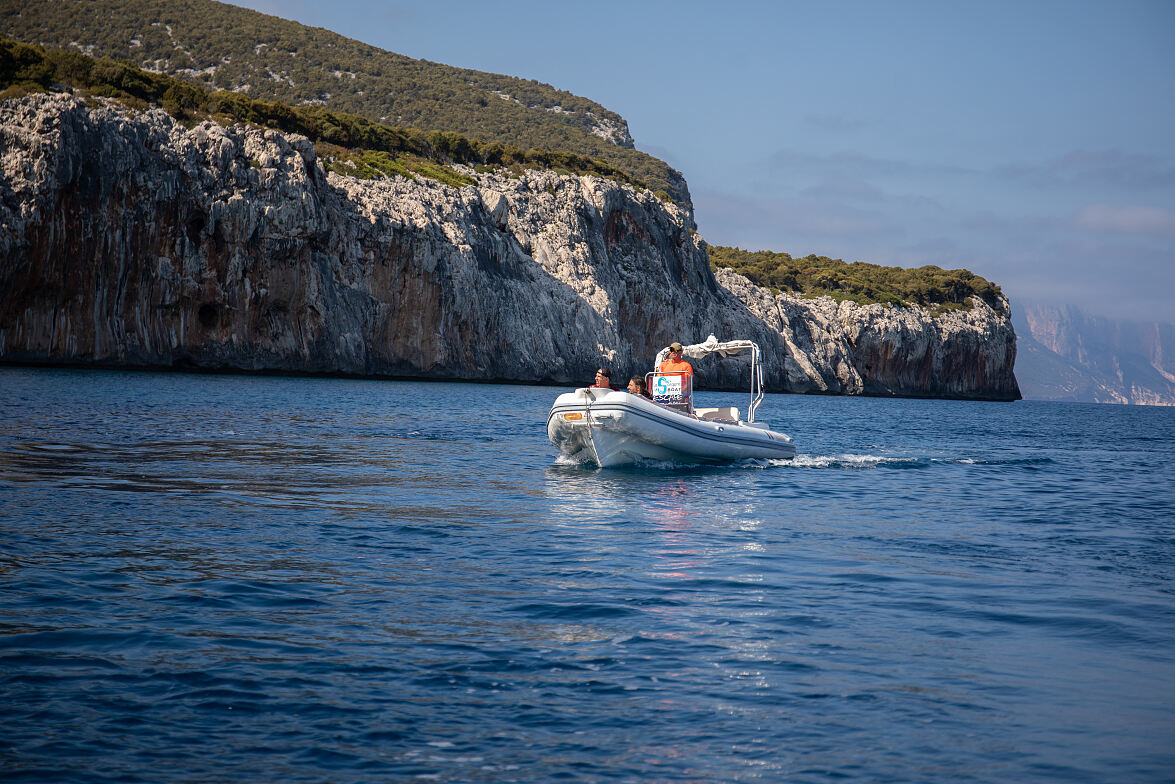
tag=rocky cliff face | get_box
[1014,303,1175,405]
[722,270,1019,398]
[0,94,1019,399]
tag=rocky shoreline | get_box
[0,93,1019,399]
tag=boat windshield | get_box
[647,370,693,414]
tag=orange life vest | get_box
[658,357,694,376]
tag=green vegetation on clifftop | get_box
[0,0,686,202]
[0,37,645,190]
[709,246,1004,313]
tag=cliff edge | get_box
[0,94,1019,399]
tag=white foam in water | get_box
[552,453,707,470]
[551,451,985,470]
[773,453,918,469]
[553,453,940,470]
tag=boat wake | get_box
[780,453,919,469]
[555,450,1050,472]
[767,453,1054,470]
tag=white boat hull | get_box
[547,388,796,467]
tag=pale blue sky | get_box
[235,0,1175,322]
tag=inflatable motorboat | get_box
[547,336,796,467]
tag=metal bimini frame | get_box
[747,341,764,424]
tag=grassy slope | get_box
[0,37,650,190]
[0,0,687,202]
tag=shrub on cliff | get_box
[709,246,1004,312]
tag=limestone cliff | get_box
[0,94,1019,399]
[1014,303,1175,405]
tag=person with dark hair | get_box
[591,368,618,390]
[627,375,652,399]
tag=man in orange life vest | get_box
[658,342,693,377]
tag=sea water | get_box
[1,367,1173,783]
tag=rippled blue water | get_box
[1,367,1173,782]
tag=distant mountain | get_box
[0,0,687,202]
[1013,303,1175,406]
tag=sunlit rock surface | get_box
[0,94,1018,399]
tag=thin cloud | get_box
[1073,205,1175,236]
[766,149,973,181]
[798,179,886,204]
[693,189,903,253]
[767,147,1175,199]
[999,150,1175,191]
[961,211,1067,236]
[802,113,867,135]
